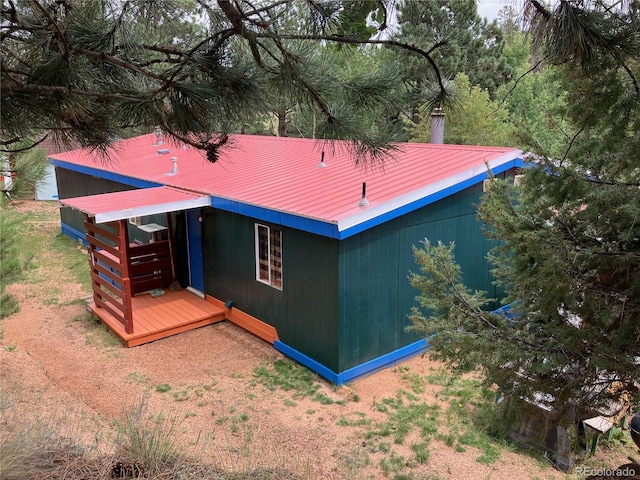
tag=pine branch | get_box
[217,0,274,73]
[560,125,585,164]
[494,55,548,113]
[0,134,48,153]
[269,33,449,97]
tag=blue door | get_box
[186,209,205,293]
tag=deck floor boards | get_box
[90,289,226,347]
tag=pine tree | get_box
[409,1,640,417]
[0,0,438,164]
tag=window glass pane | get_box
[257,225,269,281]
[270,228,282,288]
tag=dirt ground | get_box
[0,201,632,479]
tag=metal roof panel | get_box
[51,134,522,231]
[59,186,210,223]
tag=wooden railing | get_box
[85,219,134,334]
[129,241,173,295]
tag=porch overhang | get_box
[60,186,210,223]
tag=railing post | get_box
[118,220,134,334]
[86,216,101,308]
[123,277,134,334]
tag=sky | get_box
[477,0,518,21]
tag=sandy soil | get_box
[0,201,632,479]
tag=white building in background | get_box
[35,163,58,201]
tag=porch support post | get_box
[118,219,134,334]
[86,216,100,308]
[166,212,177,284]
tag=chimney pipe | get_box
[358,182,369,207]
[168,156,178,175]
[430,107,445,144]
[154,126,164,145]
[318,150,327,168]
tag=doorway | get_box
[186,209,205,294]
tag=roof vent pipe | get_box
[318,151,327,168]
[358,182,369,207]
[154,126,164,145]
[168,156,178,176]
[430,107,445,144]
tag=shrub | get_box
[113,397,183,474]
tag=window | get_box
[255,224,282,289]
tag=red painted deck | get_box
[91,289,226,347]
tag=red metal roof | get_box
[59,186,210,223]
[51,134,522,236]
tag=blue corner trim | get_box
[50,159,162,189]
[274,341,341,383]
[61,222,87,245]
[274,339,429,385]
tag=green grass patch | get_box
[436,376,505,465]
[336,447,371,478]
[126,371,150,385]
[410,441,431,464]
[172,390,190,402]
[49,234,91,290]
[253,359,320,399]
[399,370,426,394]
[336,414,371,428]
[367,391,441,445]
[156,384,172,393]
[81,313,122,349]
[425,367,452,386]
[313,391,343,405]
[380,452,406,476]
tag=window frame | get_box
[254,223,283,290]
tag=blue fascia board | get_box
[336,158,526,239]
[207,159,525,240]
[55,156,525,240]
[210,197,341,239]
[50,159,162,189]
[274,339,429,385]
[61,222,87,245]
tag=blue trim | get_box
[211,158,525,240]
[274,341,341,383]
[210,196,340,238]
[61,222,87,245]
[50,160,162,189]
[337,158,526,239]
[55,156,525,240]
[491,301,521,321]
[274,338,429,385]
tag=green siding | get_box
[337,183,499,372]
[202,209,340,371]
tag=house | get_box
[51,133,524,384]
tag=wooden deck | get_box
[90,289,226,347]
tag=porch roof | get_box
[59,186,210,223]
